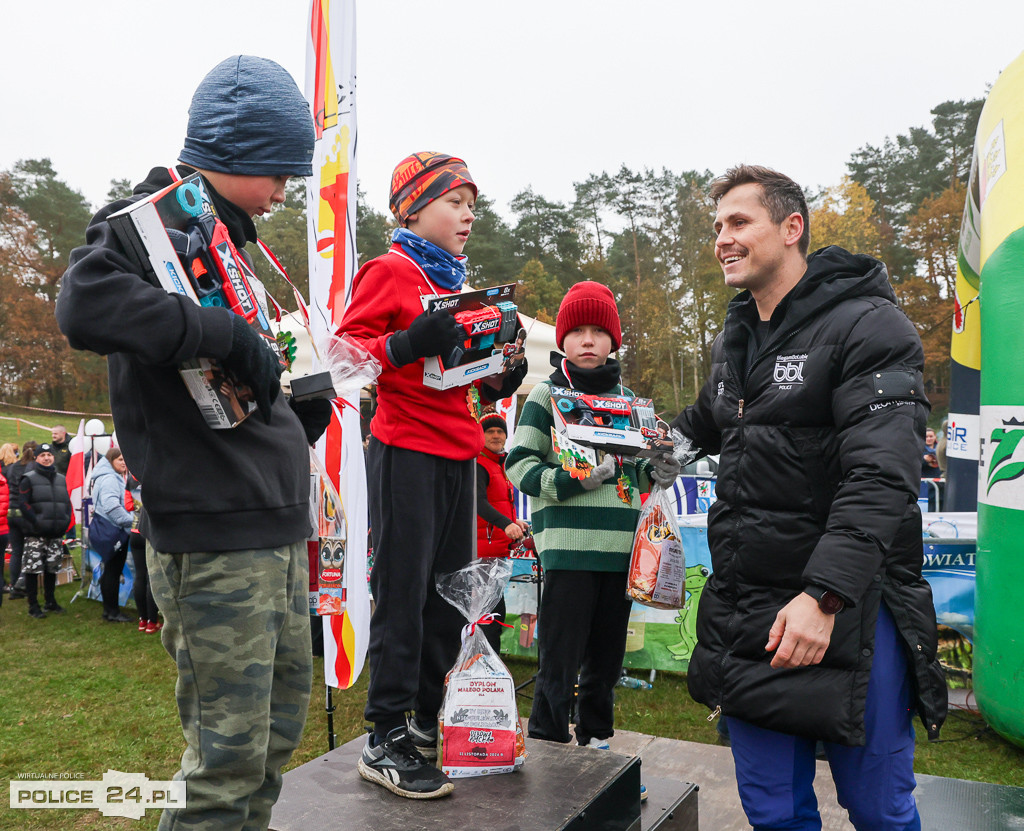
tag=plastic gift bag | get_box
[627,430,696,610]
[436,558,528,778]
[319,332,382,395]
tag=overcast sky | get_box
[2,1,1021,220]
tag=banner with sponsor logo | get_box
[304,0,370,690]
[973,48,1024,748]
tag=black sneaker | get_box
[357,727,453,799]
[7,589,25,600]
[407,717,439,761]
[43,602,66,614]
[104,612,134,623]
[28,607,47,619]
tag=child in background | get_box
[475,409,530,654]
[338,152,527,799]
[506,281,679,788]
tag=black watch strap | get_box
[804,586,845,615]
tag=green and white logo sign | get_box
[979,406,1024,509]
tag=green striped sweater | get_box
[506,380,651,572]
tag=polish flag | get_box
[65,419,87,526]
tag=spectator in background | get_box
[51,425,72,476]
[0,443,16,601]
[0,442,18,474]
[0,463,9,607]
[127,476,161,633]
[18,443,72,619]
[936,419,948,477]
[89,447,134,623]
[5,441,39,599]
[922,427,941,512]
[475,410,529,654]
[921,428,939,477]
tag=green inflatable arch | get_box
[973,49,1024,747]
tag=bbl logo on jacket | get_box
[773,353,807,389]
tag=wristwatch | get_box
[804,586,845,615]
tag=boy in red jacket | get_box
[339,152,527,799]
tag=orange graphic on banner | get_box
[310,0,338,139]
[318,129,351,326]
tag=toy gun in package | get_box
[165,212,270,325]
[421,283,525,390]
[550,386,666,457]
[446,301,519,367]
[107,173,335,426]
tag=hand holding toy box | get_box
[107,174,335,427]
[550,386,666,457]
[421,283,525,390]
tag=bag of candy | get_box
[435,558,527,777]
[627,430,696,610]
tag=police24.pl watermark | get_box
[9,770,185,819]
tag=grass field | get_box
[0,552,1022,830]
[0,405,114,452]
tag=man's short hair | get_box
[710,165,810,255]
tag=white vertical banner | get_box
[305,0,369,689]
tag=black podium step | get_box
[271,735,697,831]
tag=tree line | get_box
[1,94,980,416]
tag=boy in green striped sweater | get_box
[506,281,680,751]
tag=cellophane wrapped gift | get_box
[627,430,697,609]
[435,558,527,777]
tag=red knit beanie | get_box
[555,281,622,351]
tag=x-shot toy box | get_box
[550,386,664,457]
[107,174,285,429]
[420,283,525,390]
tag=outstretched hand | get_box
[765,592,835,669]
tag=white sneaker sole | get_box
[357,759,454,800]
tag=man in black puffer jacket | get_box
[671,165,945,831]
[17,443,73,619]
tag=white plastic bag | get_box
[319,332,382,395]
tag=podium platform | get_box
[270,734,697,831]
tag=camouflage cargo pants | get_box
[147,541,312,831]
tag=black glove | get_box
[387,309,462,367]
[289,397,333,445]
[482,358,529,402]
[220,315,283,424]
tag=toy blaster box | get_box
[550,386,664,457]
[420,283,525,390]
[107,174,285,428]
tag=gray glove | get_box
[649,451,681,488]
[581,454,617,491]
